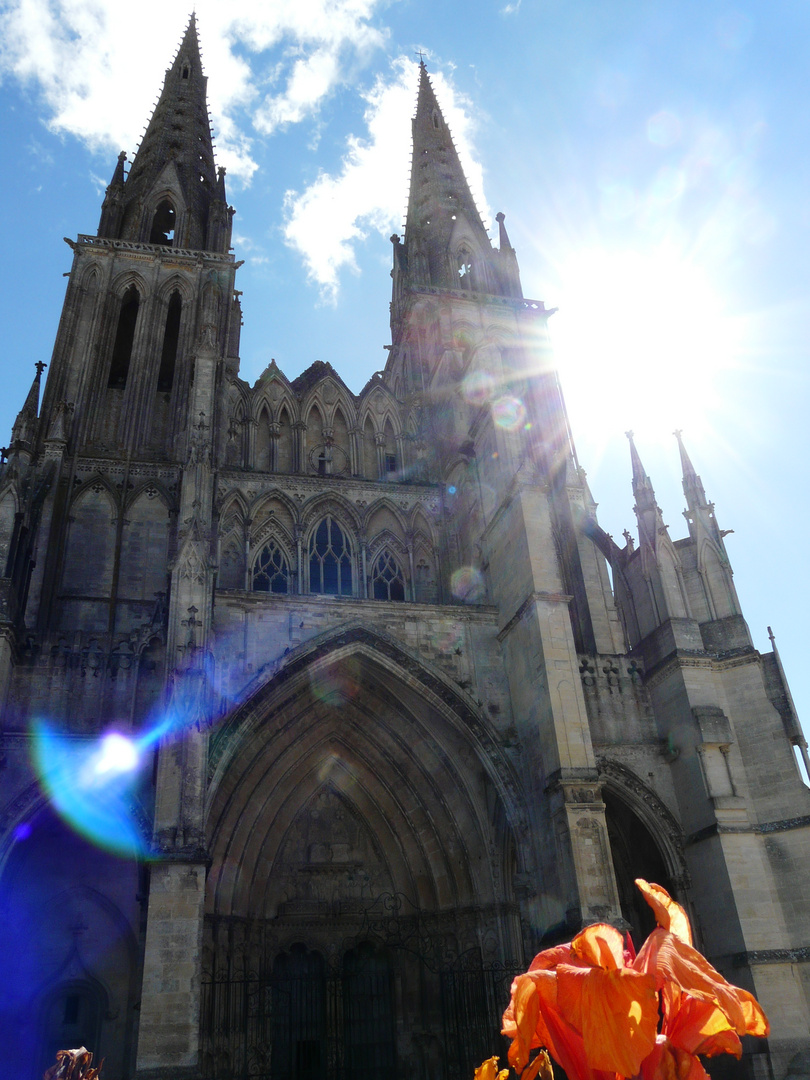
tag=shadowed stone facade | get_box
[1,17,809,1080]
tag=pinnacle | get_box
[674,429,709,511]
[625,430,657,511]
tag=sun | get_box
[547,245,743,453]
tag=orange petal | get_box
[640,1037,709,1080]
[505,975,541,1072]
[529,943,577,971]
[665,994,742,1059]
[474,1058,501,1080]
[535,989,597,1080]
[634,929,746,1033]
[571,923,626,970]
[521,1050,554,1080]
[636,880,693,946]
[736,988,770,1037]
[695,1029,743,1058]
[558,966,659,1076]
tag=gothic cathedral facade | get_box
[1,18,808,1080]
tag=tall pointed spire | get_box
[626,430,656,513]
[625,430,671,555]
[10,361,45,458]
[97,151,127,238]
[673,430,729,554]
[111,14,230,252]
[393,60,522,307]
[405,61,488,252]
[674,429,708,511]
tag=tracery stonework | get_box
[0,17,808,1080]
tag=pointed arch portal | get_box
[202,630,525,1080]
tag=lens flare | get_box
[450,566,486,603]
[31,720,149,859]
[462,369,496,406]
[492,396,527,432]
[93,732,139,776]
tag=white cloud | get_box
[283,55,490,300]
[0,0,387,182]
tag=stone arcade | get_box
[1,17,809,1080]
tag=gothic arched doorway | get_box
[201,635,526,1080]
[603,790,677,946]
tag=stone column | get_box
[267,421,280,472]
[137,859,206,1077]
[293,421,306,473]
[485,483,622,931]
[136,330,218,1078]
[360,538,368,598]
[374,431,386,481]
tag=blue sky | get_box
[0,0,808,746]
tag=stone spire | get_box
[674,428,708,511]
[674,430,731,558]
[404,61,489,263]
[391,61,523,317]
[97,151,127,238]
[626,430,670,554]
[626,430,656,513]
[115,14,229,251]
[10,361,45,457]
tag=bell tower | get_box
[386,63,627,933]
[36,14,239,470]
[17,15,243,643]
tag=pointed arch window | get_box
[149,199,176,246]
[108,285,139,388]
[252,540,290,594]
[371,550,405,602]
[157,291,182,392]
[309,516,352,596]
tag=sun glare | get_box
[549,247,741,448]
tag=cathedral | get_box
[1,16,809,1080]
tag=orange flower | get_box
[503,922,658,1080]
[633,879,770,1041]
[501,881,769,1080]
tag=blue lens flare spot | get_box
[94,732,140,777]
[31,720,150,859]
